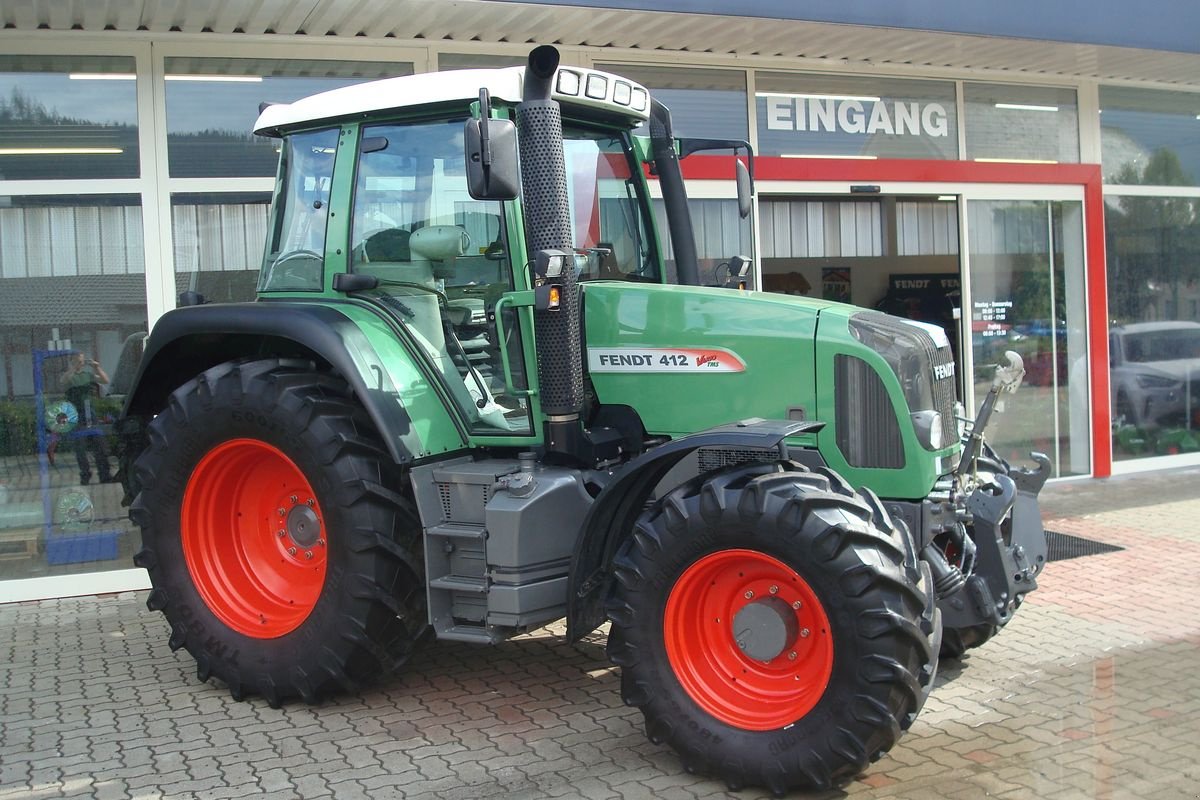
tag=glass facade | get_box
[165,57,411,178]
[0,55,139,181]
[964,83,1079,163]
[755,73,958,160]
[967,200,1090,477]
[0,194,147,581]
[1105,195,1200,460]
[1102,87,1200,462]
[1100,86,1200,186]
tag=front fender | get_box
[566,418,822,641]
[121,302,464,464]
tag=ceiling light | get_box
[780,153,878,160]
[0,147,124,155]
[994,103,1059,112]
[69,73,136,80]
[974,157,1059,164]
[937,195,957,201]
[165,75,263,83]
[757,91,881,103]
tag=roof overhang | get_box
[2,0,1198,88]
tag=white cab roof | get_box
[253,66,649,135]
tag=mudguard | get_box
[120,302,448,465]
[566,418,822,641]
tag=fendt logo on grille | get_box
[934,362,955,381]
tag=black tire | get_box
[939,623,997,660]
[131,358,428,706]
[607,461,936,795]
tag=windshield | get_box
[259,128,338,292]
[561,126,660,282]
[1124,328,1200,362]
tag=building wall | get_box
[0,28,1197,600]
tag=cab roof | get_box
[253,65,650,136]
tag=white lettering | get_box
[922,103,949,137]
[767,96,793,130]
[809,99,836,132]
[838,100,866,134]
[894,102,920,136]
[866,102,894,135]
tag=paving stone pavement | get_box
[2,470,1199,799]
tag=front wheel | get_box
[607,462,936,795]
[131,359,428,706]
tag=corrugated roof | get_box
[1,1,1198,88]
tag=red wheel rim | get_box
[664,549,834,730]
[182,439,327,638]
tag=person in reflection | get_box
[63,353,115,486]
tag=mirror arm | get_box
[478,88,493,168]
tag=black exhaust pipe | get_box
[517,46,585,456]
[648,98,701,286]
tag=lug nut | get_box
[769,585,779,594]
[792,600,803,610]
[290,495,298,504]
[304,550,313,560]
[316,538,325,547]
[306,498,315,507]
[744,590,754,600]
[788,651,797,661]
[287,547,297,556]
[277,529,286,538]
[277,508,286,517]
[800,628,810,638]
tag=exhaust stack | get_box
[517,46,585,457]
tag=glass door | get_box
[966,199,1090,477]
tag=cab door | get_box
[346,117,538,442]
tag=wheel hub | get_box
[663,548,834,731]
[732,596,798,662]
[287,504,321,547]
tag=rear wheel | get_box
[131,359,428,705]
[607,462,936,794]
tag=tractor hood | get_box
[583,282,838,437]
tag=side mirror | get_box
[735,159,753,219]
[465,113,520,201]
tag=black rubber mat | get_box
[1043,530,1124,562]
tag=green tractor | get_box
[121,46,1048,794]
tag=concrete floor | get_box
[1,469,1198,799]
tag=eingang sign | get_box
[754,74,959,160]
[761,95,950,138]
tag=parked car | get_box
[1110,321,1200,429]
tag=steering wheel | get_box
[272,249,323,267]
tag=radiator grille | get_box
[850,311,958,448]
[835,354,905,469]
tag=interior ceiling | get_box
[3,0,1198,88]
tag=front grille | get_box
[835,354,905,469]
[850,311,957,449]
[929,347,958,446]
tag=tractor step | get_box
[428,575,488,593]
[426,522,486,541]
[438,623,503,644]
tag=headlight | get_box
[911,410,944,450]
[1136,372,1179,389]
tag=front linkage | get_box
[903,351,1050,658]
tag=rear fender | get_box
[121,302,455,464]
[566,418,822,641]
